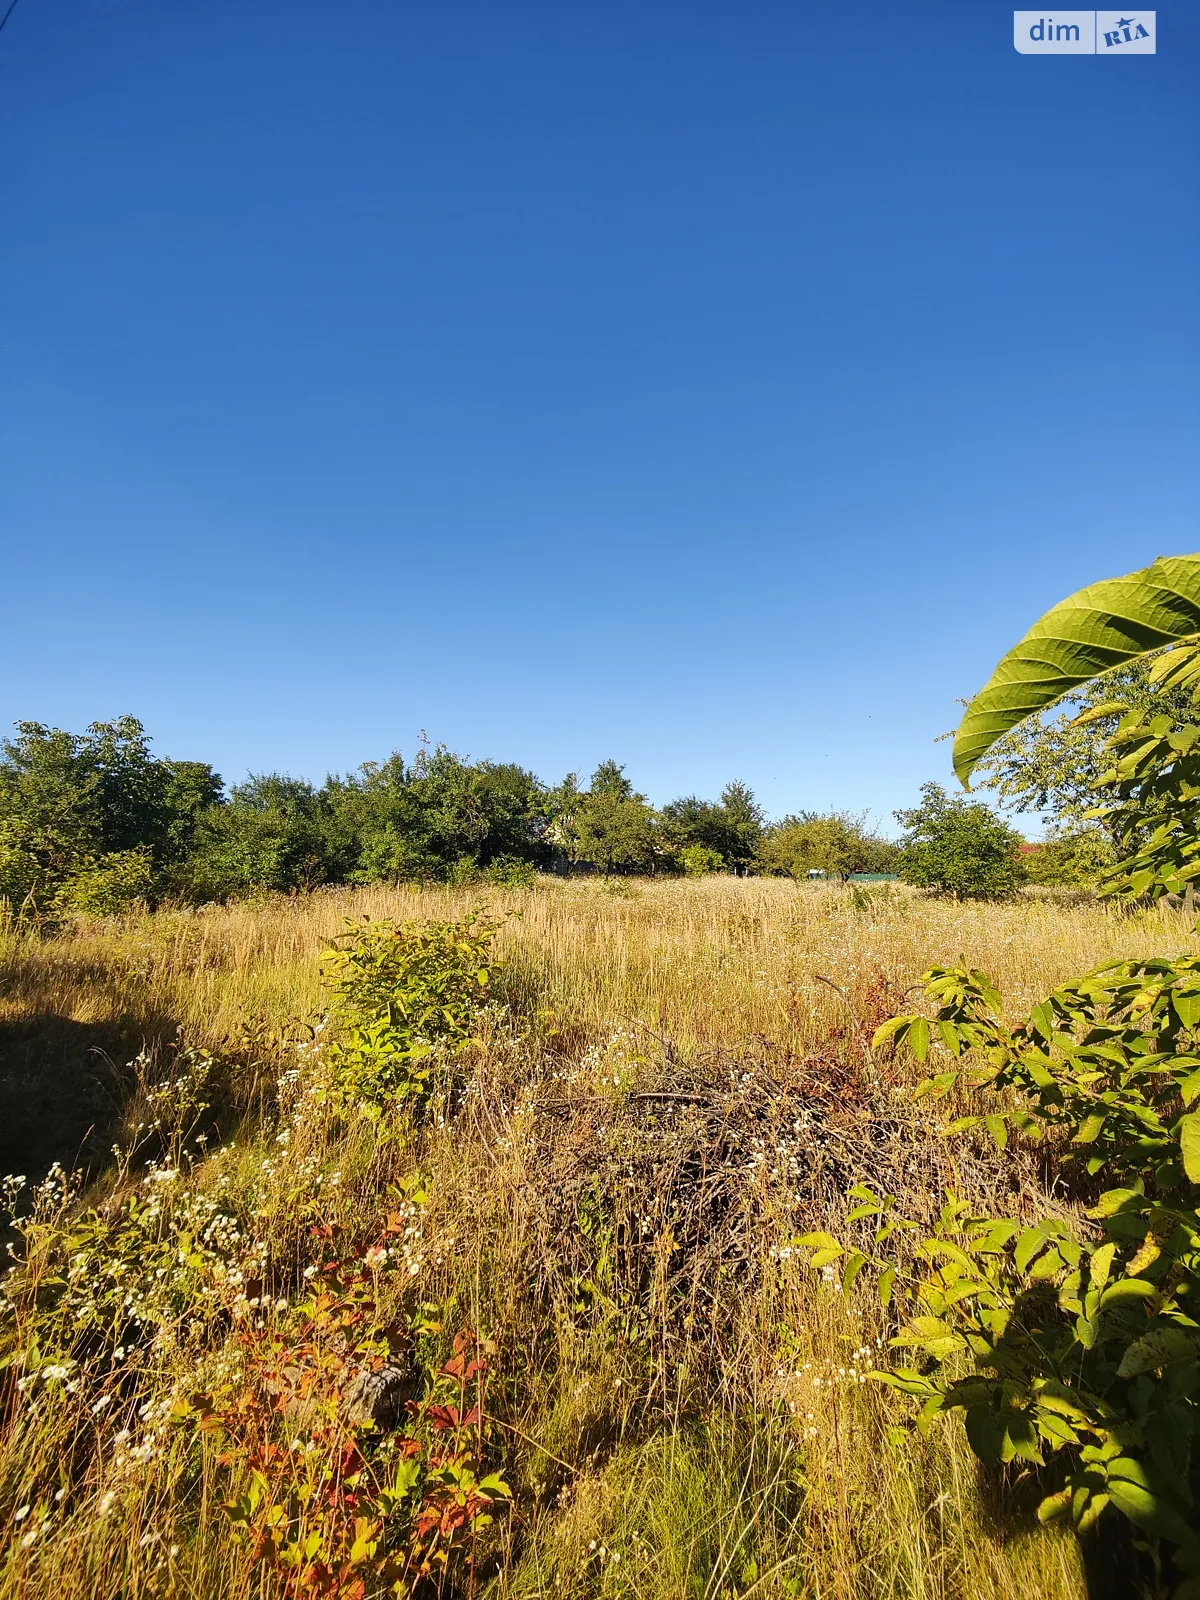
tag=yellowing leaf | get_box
[1116,1327,1198,1377]
[1179,1111,1200,1182]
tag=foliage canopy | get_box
[894,783,1024,899]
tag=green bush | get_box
[1022,828,1115,889]
[757,812,896,880]
[833,960,1200,1588]
[833,563,1200,1593]
[679,844,724,876]
[895,783,1024,899]
[446,855,481,887]
[485,855,537,889]
[321,914,498,1114]
[56,848,154,916]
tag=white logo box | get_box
[1013,11,1156,53]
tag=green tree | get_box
[177,781,329,901]
[895,783,1024,898]
[0,717,222,912]
[970,657,1193,838]
[757,811,895,880]
[718,780,765,870]
[954,554,1200,902]
[321,747,548,887]
[662,781,764,871]
[835,556,1200,1588]
[158,760,225,864]
[1021,827,1115,888]
[557,762,659,873]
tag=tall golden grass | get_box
[0,878,1188,1599]
[3,876,1190,1058]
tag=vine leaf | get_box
[953,554,1200,787]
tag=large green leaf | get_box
[954,555,1200,787]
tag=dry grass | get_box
[0,877,1188,1599]
[2,873,1190,1063]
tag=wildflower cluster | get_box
[1,1158,263,1379]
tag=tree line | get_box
[1,705,1134,916]
[0,717,914,914]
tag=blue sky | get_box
[1,1,1196,829]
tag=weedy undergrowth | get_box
[0,878,1118,1600]
[191,1241,510,1599]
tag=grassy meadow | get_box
[0,876,1191,1599]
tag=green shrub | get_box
[486,855,537,888]
[446,855,481,887]
[757,812,896,880]
[679,844,724,876]
[1022,828,1114,889]
[56,848,154,916]
[321,914,497,1114]
[824,960,1200,1588]
[836,563,1200,1593]
[174,793,330,901]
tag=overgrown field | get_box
[0,877,1191,1599]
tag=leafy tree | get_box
[825,555,1200,1588]
[588,760,635,800]
[412,752,546,873]
[955,554,1200,902]
[321,755,438,885]
[178,795,325,901]
[718,781,765,870]
[661,796,730,857]
[662,781,764,871]
[556,762,659,873]
[953,555,1200,785]
[1021,827,1115,888]
[158,760,225,864]
[325,748,547,886]
[757,811,896,880]
[0,717,222,912]
[970,657,1194,837]
[895,783,1024,899]
[543,772,584,862]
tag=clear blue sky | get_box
[2,1,1197,828]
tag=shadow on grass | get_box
[975,1459,1156,1600]
[0,1009,180,1185]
